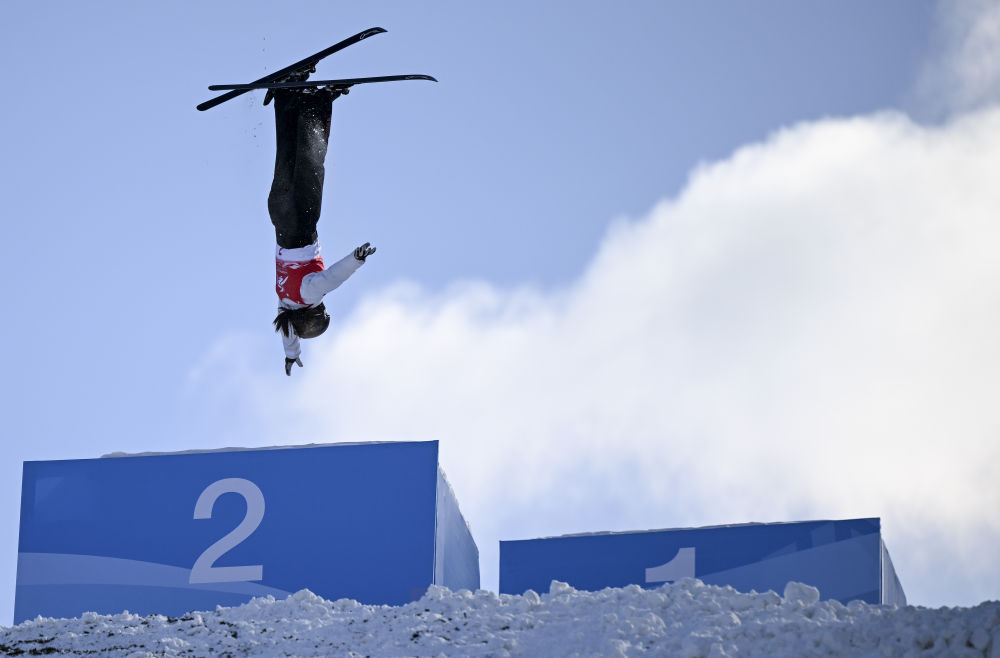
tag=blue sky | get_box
[3,0,1000,624]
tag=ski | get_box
[209,74,437,92]
[197,27,387,111]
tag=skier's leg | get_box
[267,89,335,249]
[268,90,304,248]
[287,90,333,245]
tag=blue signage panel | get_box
[16,441,479,622]
[501,518,905,605]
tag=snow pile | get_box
[2,580,998,657]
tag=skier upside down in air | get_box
[267,85,375,376]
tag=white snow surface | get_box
[2,580,998,657]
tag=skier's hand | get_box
[285,357,303,376]
[354,242,376,262]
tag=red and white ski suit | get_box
[276,241,363,359]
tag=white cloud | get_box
[209,105,1000,606]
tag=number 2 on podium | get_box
[189,478,266,584]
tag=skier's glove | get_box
[354,242,376,262]
[284,357,303,376]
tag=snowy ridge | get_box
[2,580,998,657]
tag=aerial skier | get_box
[197,28,435,376]
[267,82,375,377]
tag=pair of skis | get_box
[197,27,435,111]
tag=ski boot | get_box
[263,66,316,106]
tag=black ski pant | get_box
[268,91,334,250]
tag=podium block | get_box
[16,441,478,623]
[501,517,904,605]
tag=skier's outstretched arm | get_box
[300,242,376,300]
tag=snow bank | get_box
[2,579,998,657]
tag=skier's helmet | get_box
[293,303,331,339]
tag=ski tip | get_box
[363,27,388,37]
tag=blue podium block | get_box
[501,518,905,605]
[16,441,478,623]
